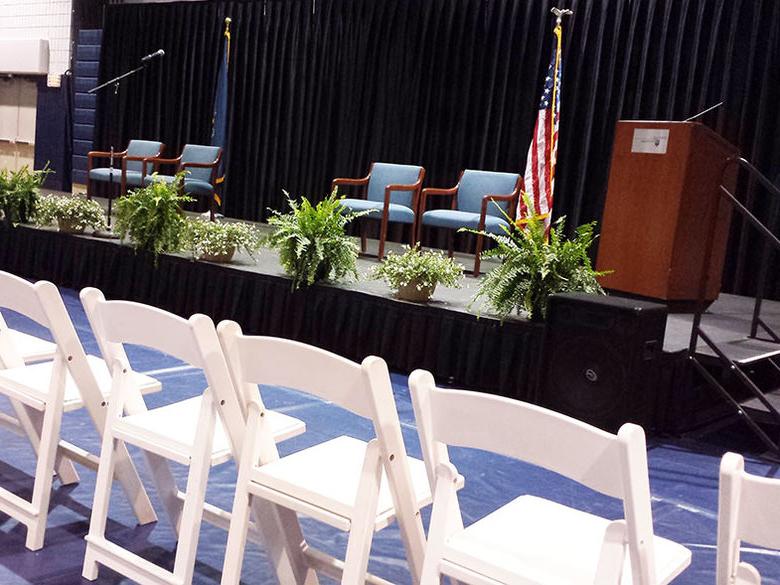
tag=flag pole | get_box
[548,7,572,223]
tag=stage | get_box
[2,217,776,435]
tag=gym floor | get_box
[1,286,778,584]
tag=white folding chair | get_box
[717,452,780,585]
[0,271,160,550]
[219,322,435,585]
[409,369,692,585]
[0,312,57,363]
[80,290,307,585]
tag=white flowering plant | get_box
[34,194,107,232]
[182,218,263,260]
[371,245,463,293]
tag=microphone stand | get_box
[88,61,150,237]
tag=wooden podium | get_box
[596,121,737,304]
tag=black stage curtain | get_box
[96,0,780,297]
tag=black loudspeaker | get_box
[539,293,668,432]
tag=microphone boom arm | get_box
[88,63,147,94]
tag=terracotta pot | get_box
[198,246,236,263]
[396,281,436,303]
[57,218,85,234]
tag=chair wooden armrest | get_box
[152,156,183,165]
[420,185,458,213]
[331,175,370,195]
[479,192,519,229]
[87,150,127,171]
[181,161,219,169]
[148,155,183,174]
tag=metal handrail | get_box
[689,156,780,356]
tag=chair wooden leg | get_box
[378,216,389,260]
[409,221,417,247]
[473,233,484,277]
[360,222,367,254]
[341,441,382,585]
[447,232,454,258]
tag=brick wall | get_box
[0,0,74,86]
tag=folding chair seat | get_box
[409,370,692,585]
[80,289,306,585]
[442,496,690,585]
[0,353,159,412]
[112,394,304,467]
[0,271,158,551]
[219,323,441,585]
[247,434,433,531]
[9,330,56,363]
[717,452,780,585]
[1,312,56,364]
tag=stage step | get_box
[696,336,780,365]
[740,387,780,418]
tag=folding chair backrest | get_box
[409,369,657,585]
[219,327,373,418]
[126,140,163,173]
[366,162,422,208]
[457,169,519,216]
[81,289,246,456]
[0,273,107,409]
[0,271,49,329]
[718,452,780,585]
[181,144,221,183]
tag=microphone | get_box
[141,49,165,63]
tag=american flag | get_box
[518,22,563,227]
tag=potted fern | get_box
[34,194,107,234]
[0,164,51,225]
[266,189,369,289]
[371,245,463,302]
[114,172,193,260]
[183,218,263,263]
[467,198,608,321]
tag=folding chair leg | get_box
[171,389,217,584]
[12,400,79,485]
[342,440,382,585]
[25,390,66,550]
[420,466,463,585]
[123,387,183,531]
[111,441,158,525]
[83,400,122,580]
[222,402,318,585]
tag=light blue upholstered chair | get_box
[144,144,223,211]
[418,169,521,275]
[332,162,425,259]
[87,139,164,199]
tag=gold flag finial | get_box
[224,17,232,35]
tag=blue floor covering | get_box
[1,285,779,584]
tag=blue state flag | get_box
[211,17,231,207]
